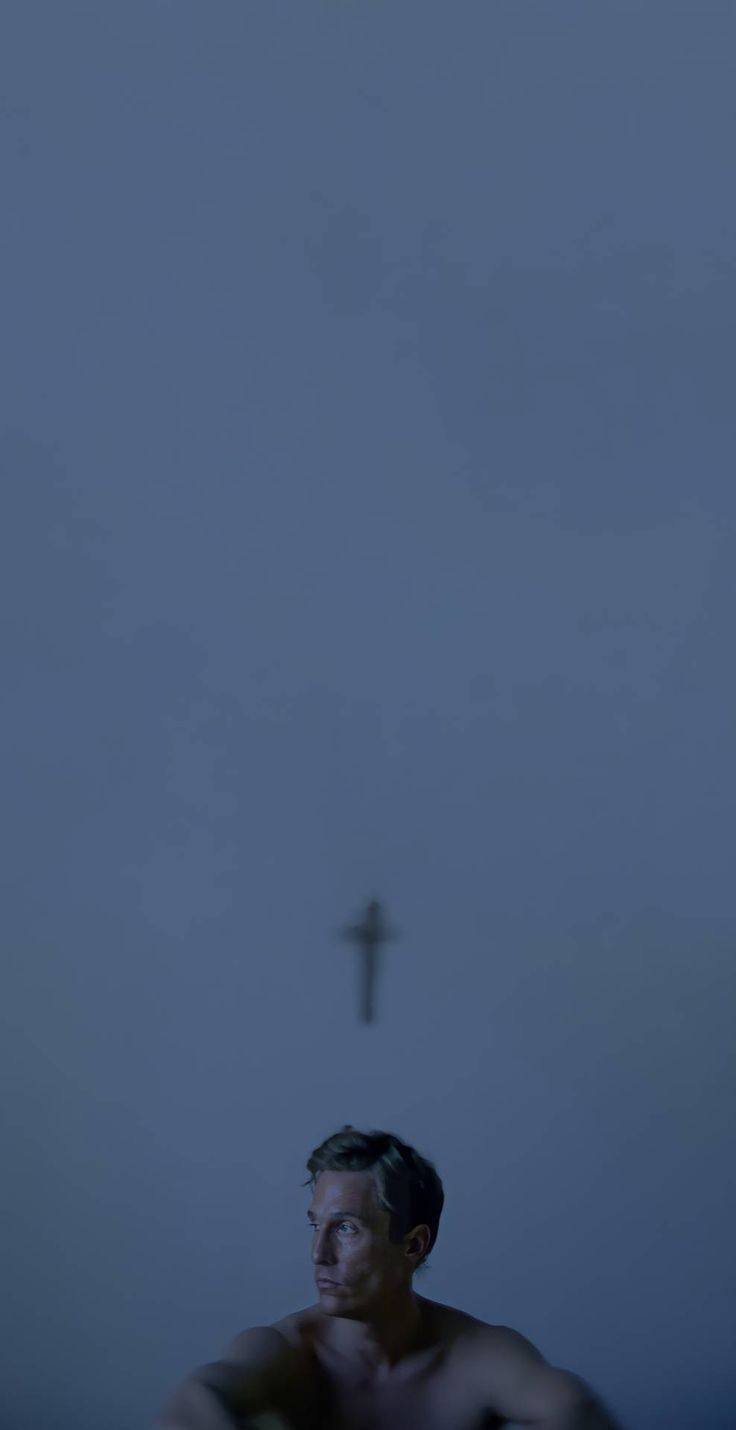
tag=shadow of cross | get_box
[338,897,400,1024]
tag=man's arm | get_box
[477,1326,623,1428]
[154,1327,294,1429]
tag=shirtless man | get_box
[156,1126,621,1429]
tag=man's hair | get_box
[302,1125,445,1276]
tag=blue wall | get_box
[2,4,734,1426]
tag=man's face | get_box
[307,1170,412,1315]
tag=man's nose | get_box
[311,1230,335,1265]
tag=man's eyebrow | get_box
[306,1209,367,1222]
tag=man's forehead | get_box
[308,1170,380,1217]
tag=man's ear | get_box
[405,1223,431,1261]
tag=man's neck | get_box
[326,1291,431,1378]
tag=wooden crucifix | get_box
[339,897,399,1024]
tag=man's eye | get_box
[308,1222,356,1233]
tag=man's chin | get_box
[317,1286,360,1316]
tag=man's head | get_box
[302,1126,445,1316]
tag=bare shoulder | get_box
[223,1323,296,1362]
[460,1320,591,1419]
[466,1318,583,1376]
[453,1315,547,1352]
[418,1296,506,1348]
[270,1303,324,1345]
[191,1323,302,1420]
[222,1321,302,1395]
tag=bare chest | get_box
[311,1367,505,1430]
[276,1320,504,1430]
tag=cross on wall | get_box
[339,897,399,1024]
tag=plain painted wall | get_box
[1,4,734,1426]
